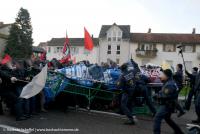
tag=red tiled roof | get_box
[131,33,200,44]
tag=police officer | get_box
[192,64,200,124]
[136,74,157,116]
[173,64,185,117]
[118,63,138,125]
[174,64,184,91]
[184,67,198,110]
[131,59,156,116]
[153,69,184,134]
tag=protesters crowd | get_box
[0,55,47,121]
[1,54,200,134]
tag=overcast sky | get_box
[0,0,200,46]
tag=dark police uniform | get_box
[173,70,183,92]
[118,69,137,123]
[194,71,200,122]
[185,70,198,110]
[153,79,183,134]
[136,74,156,115]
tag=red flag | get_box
[84,27,94,51]
[1,54,12,65]
[62,32,70,56]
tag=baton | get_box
[16,79,30,83]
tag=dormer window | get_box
[107,32,111,41]
[107,29,122,42]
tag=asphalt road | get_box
[0,108,197,134]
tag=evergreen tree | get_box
[5,8,33,59]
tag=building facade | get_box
[0,22,11,57]
[98,23,131,65]
[130,31,200,70]
[40,38,99,63]
[40,23,200,70]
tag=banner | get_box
[20,65,47,99]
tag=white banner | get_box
[20,65,47,99]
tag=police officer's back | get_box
[192,66,200,123]
[118,63,139,125]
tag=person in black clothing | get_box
[0,68,14,114]
[136,74,157,116]
[173,64,185,117]
[12,60,31,119]
[0,62,26,121]
[191,64,200,124]
[117,63,139,125]
[174,64,184,91]
[184,67,198,110]
[24,60,41,115]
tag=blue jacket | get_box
[117,70,137,92]
[157,78,178,104]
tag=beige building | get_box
[40,38,99,63]
[130,30,200,70]
[0,22,11,57]
[39,23,200,70]
[98,23,131,65]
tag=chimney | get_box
[192,28,196,34]
[148,28,151,33]
[91,34,94,38]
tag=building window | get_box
[117,31,122,42]
[71,47,79,55]
[116,58,120,64]
[139,43,155,50]
[56,47,63,53]
[107,32,111,41]
[54,47,57,53]
[112,37,117,42]
[117,37,121,41]
[163,44,176,52]
[107,45,111,54]
[57,47,59,53]
[48,47,51,53]
[107,30,122,42]
[116,45,120,55]
[183,44,195,53]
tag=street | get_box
[0,107,196,134]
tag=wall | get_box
[0,26,11,57]
[46,46,99,64]
[0,38,6,57]
[0,26,10,35]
